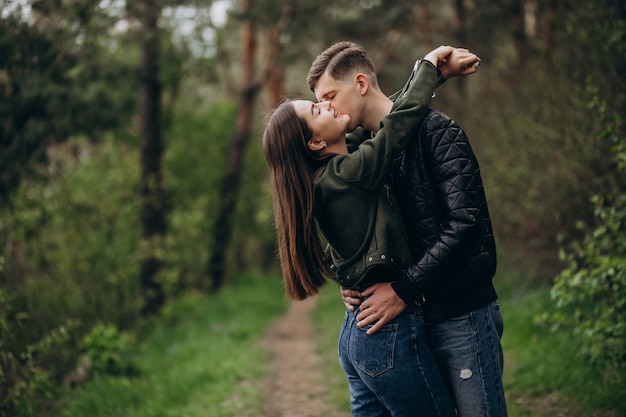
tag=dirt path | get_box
[259,296,341,417]
[255,297,620,417]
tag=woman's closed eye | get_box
[312,103,325,116]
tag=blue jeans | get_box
[338,303,456,417]
[426,301,508,417]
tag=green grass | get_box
[492,261,625,416]
[48,273,288,417]
[42,271,625,417]
[500,288,625,416]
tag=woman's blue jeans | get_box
[338,303,456,417]
[426,301,508,417]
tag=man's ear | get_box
[355,73,370,96]
[307,138,328,152]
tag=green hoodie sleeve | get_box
[320,60,438,191]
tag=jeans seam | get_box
[468,310,491,415]
[413,309,447,417]
[489,304,507,416]
[480,303,507,417]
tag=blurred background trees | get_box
[0,0,624,414]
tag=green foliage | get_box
[466,0,626,277]
[2,139,142,329]
[48,274,286,417]
[469,73,614,277]
[549,192,626,370]
[0,287,79,417]
[0,2,139,201]
[164,95,277,288]
[163,98,236,290]
[0,139,142,416]
[79,324,131,377]
[545,109,626,373]
[0,94,271,413]
[502,289,626,415]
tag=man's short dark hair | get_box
[307,41,377,92]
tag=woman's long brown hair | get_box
[262,100,332,300]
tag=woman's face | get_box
[292,100,350,146]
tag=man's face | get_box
[314,71,363,133]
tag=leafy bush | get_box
[79,323,131,377]
[551,195,626,368]
[547,121,626,374]
[0,140,142,416]
[0,288,79,417]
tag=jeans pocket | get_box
[354,323,398,377]
[338,311,350,357]
[493,302,504,339]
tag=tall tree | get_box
[543,0,556,61]
[206,0,292,290]
[135,0,166,315]
[506,0,528,70]
[205,0,258,290]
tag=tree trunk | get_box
[454,0,466,47]
[506,0,528,71]
[265,25,286,106]
[543,0,556,62]
[415,1,433,50]
[205,0,259,291]
[264,3,292,106]
[137,0,166,316]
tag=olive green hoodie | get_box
[313,60,439,288]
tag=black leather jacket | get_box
[390,109,498,321]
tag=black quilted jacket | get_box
[390,109,498,321]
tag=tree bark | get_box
[137,0,166,315]
[543,0,556,62]
[206,0,293,290]
[506,0,528,70]
[415,1,433,50]
[265,25,286,106]
[454,0,467,47]
[264,3,292,107]
[206,0,259,291]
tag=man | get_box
[307,41,508,417]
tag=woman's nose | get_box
[316,101,331,110]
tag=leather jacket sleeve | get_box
[391,112,487,303]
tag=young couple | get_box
[263,41,508,417]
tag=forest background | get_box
[1,0,625,416]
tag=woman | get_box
[262,46,461,416]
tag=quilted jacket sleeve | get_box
[391,112,485,303]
